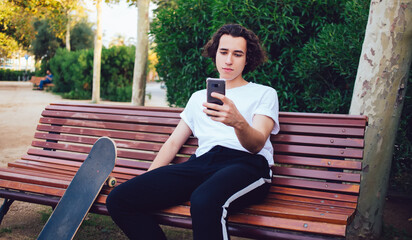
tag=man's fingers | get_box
[210,92,227,103]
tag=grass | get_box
[39,208,193,240]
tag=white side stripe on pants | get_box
[220,177,270,240]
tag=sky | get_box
[84,1,156,47]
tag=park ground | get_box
[0,81,411,239]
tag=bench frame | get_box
[0,102,368,239]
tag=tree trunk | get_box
[131,0,150,106]
[348,1,412,239]
[66,12,71,51]
[92,0,102,104]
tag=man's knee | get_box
[190,191,223,218]
[106,187,121,213]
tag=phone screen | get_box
[207,78,225,105]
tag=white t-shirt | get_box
[180,82,279,166]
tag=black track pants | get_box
[106,145,271,240]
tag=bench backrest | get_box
[32,103,367,222]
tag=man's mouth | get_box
[223,68,233,72]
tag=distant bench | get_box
[30,76,54,89]
[0,102,368,239]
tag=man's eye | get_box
[235,53,243,57]
[220,51,228,55]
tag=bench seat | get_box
[29,76,55,88]
[0,102,368,239]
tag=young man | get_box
[107,24,279,240]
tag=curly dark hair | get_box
[202,24,267,75]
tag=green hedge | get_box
[151,0,369,113]
[49,46,135,101]
[151,0,215,107]
[0,69,33,81]
[152,0,411,193]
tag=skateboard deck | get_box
[37,137,117,240]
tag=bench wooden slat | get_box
[267,199,355,215]
[26,148,189,169]
[41,110,180,126]
[280,124,365,137]
[241,203,349,224]
[40,117,176,134]
[31,141,158,161]
[0,171,70,189]
[50,102,184,113]
[162,205,347,237]
[0,179,108,204]
[25,149,152,170]
[274,155,362,170]
[273,166,361,183]
[19,156,144,179]
[0,167,73,182]
[278,117,367,128]
[271,186,358,202]
[0,179,66,198]
[274,143,363,159]
[45,105,181,118]
[36,125,171,143]
[272,134,364,148]
[9,161,79,176]
[34,132,164,152]
[273,177,359,194]
[271,194,357,209]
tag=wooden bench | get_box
[30,76,55,89]
[0,102,368,239]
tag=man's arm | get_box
[148,119,193,171]
[203,92,275,154]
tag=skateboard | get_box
[37,137,117,240]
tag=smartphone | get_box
[207,78,226,106]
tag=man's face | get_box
[215,34,247,82]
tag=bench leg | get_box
[0,199,14,224]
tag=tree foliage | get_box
[70,20,94,51]
[0,0,88,60]
[152,0,369,113]
[49,46,136,101]
[31,19,64,62]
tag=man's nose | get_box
[225,54,232,65]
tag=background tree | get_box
[70,20,94,51]
[0,1,19,59]
[30,19,64,63]
[0,33,19,60]
[92,0,103,103]
[131,0,150,106]
[348,0,412,238]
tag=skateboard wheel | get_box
[107,176,117,187]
